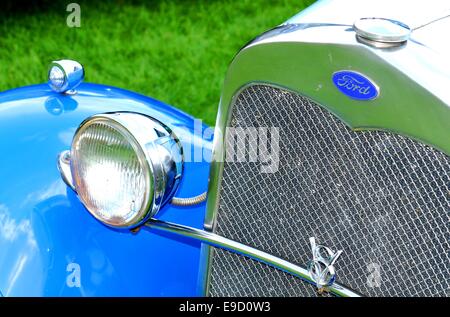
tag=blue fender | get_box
[0,83,212,296]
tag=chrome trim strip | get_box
[145,219,362,297]
[412,11,450,30]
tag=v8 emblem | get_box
[306,237,343,293]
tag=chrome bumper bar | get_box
[145,219,362,297]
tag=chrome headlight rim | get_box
[71,114,155,229]
[65,111,183,229]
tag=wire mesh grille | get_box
[209,85,450,297]
[209,248,321,297]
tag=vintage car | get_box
[0,0,448,297]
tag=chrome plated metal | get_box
[58,112,183,228]
[205,1,450,294]
[286,0,450,54]
[412,10,450,30]
[353,18,411,46]
[286,0,450,31]
[145,219,361,297]
[57,150,74,191]
[205,1,450,232]
[171,192,207,206]
[307,237,343,290]
[60,137,205,208]
[48,60,84,93]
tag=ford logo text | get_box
[332,70,379,101]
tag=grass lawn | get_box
[0,0,314,126]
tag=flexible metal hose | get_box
[170,192,207,206]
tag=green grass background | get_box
[0,0,314,126]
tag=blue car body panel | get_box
[0,83,212,296]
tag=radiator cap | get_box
[353,17,411,47]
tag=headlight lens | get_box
[48,66,66,90]
[71,118,152,228]
[68,112,183,229]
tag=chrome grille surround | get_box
[209,85,450,297]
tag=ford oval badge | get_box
[332,70,379,101]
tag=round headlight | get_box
[48,60,84,93]
[70,112,183,229]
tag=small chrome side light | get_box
[48,59,84,94]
